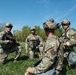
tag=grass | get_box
[0,42,76,75]
[0,42,38,75]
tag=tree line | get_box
[0,23,64,42]
[13,26,47,42]
[13,26,63,42]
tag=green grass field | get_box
[0,42,76,75]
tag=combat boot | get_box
[67,64,72,69]
[13,59,18,62]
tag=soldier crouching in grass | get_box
[61,19,76,69]
[0,23,21,64]
[25,26,44,59]
[25,19,63,75]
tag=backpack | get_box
[68,51,76,64]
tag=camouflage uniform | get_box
[26,27,43,59]
[0,23,21,64]
[61,19,76,66]
[26,19,63,75]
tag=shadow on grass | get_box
[18,55,29,61]
[61,59,68,75]
[61,65,67,75]
[6,55,29,63]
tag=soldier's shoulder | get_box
[28,34,32,37]
[45,36,59,50]
[69,28,75,31]
[27,34,32,38]
[36,34,40,37]
[47,36,57,42]
[69,28,76,34]
[0,31,5,35]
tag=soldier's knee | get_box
[0,59,6,64]
[0,48,4,54]
[29,50,34,59]
[17,46,22,53]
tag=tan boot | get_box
[13,59,17,62]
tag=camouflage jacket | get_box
[30,35,63,74]
[62,28,76,49]
[25,34,43,50]
[0,31,14,48]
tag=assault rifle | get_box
[2,33,20,46]
[7,37,20,46]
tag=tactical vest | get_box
[62,28,76,51]
[28,34,40,49]
[1,32,14,49]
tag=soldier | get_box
[25,26,43,59]
[61,19,76,69]
[0,23,21,64]
[25,19,63,75]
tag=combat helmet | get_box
[61,19,70,25]
[6,22,13,27]
[43,19,57,30]
[30,26,36,30]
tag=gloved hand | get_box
[6,40,12,44]
[4,40,10,44]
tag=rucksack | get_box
[68,51,76,64]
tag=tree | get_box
[54,28,63,37]
[13,30,22,41]
[12,26,63,42]
[21,26,30,41]
[0,23,5,32]
[35,26,46,41]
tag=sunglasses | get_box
[31,29,35,31]
[62,24,69,26]
[6,26,12,28]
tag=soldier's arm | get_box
[65,30,76,46]
[26,36,59,74]
[0,40,10,44]
[25,36,30,54]
[56,46,64,71]
[37,35,43,47]
[27,44,58,74]
[0,32,9,44]
[31,56,56,74]
[25,37,29,50]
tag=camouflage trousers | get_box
[0,45,21,64]
[28,48,40,59]
[37,69,60,75]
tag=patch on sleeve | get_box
[73,33,76,40]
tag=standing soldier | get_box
[25,19,63,75]
[61,19,76,69]
[25,26,43,59]
[0,23,21,64]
